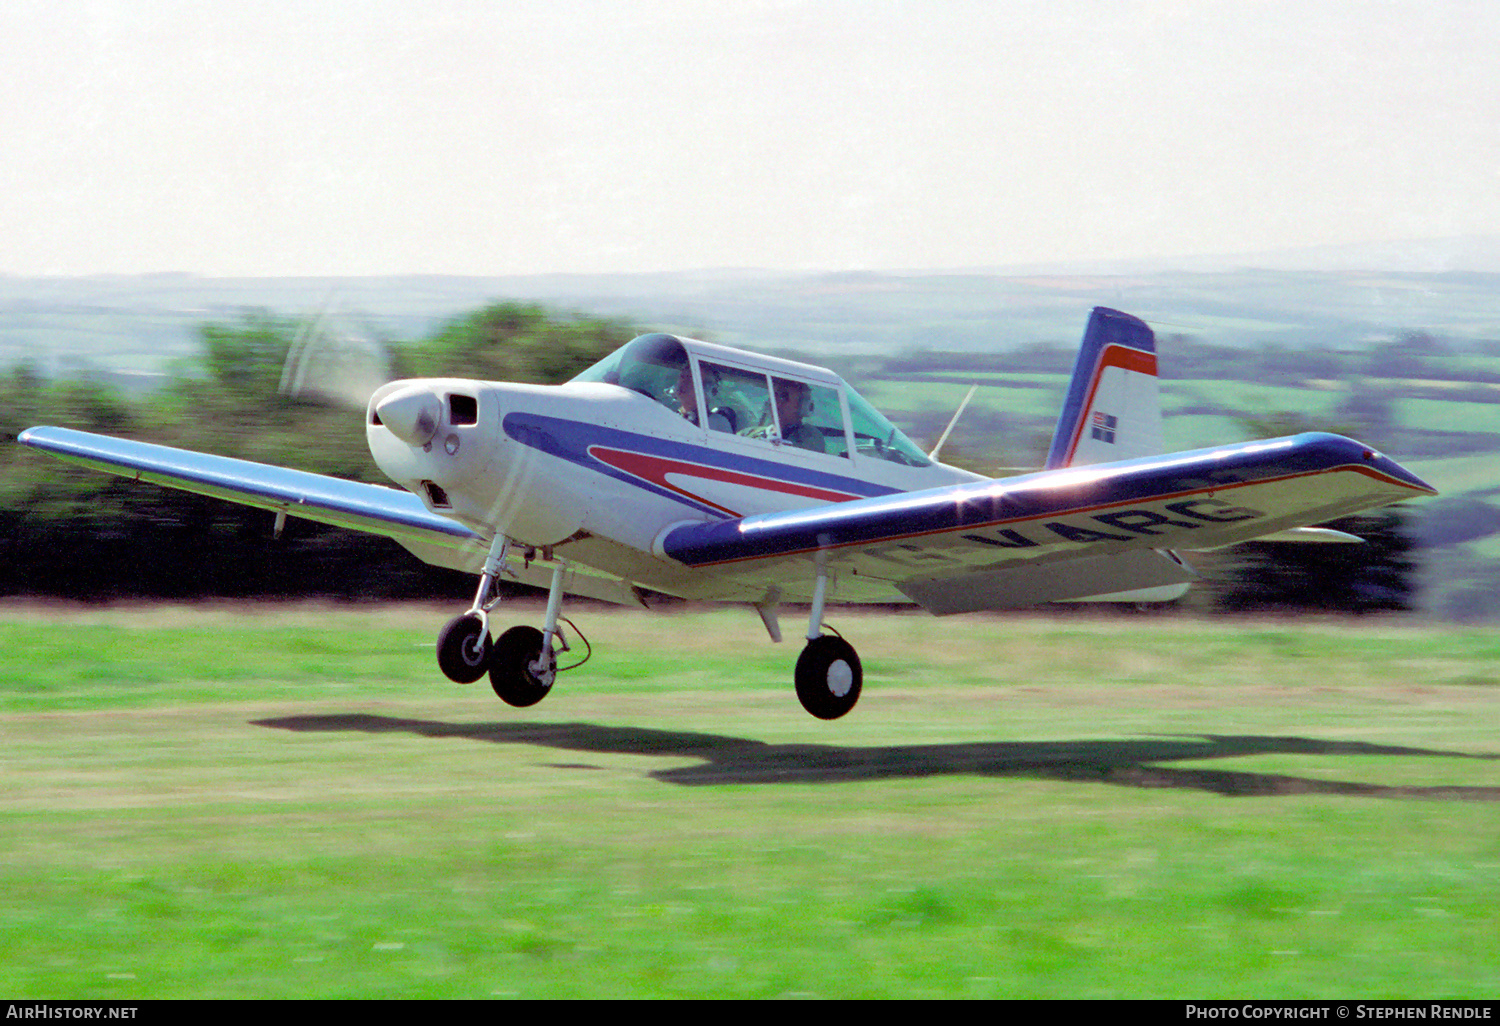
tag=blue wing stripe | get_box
[18,426,478,544]
[662,433,1434,568]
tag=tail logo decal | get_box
[1090,412,1118,444]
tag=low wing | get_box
[18,425,650,605]
[658,432,1436,614]
[19,425,481,549]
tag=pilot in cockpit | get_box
[773,378,824,452]
[743,377,825,453]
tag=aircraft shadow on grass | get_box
[251,714,1500,801]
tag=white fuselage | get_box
[366,371,977,602]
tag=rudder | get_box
[1045,307,1161,469]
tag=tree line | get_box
[1,303,635,600]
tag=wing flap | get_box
[18,426,479,549]
[899,548,1197,614]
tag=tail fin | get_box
[1044,307,1161,469]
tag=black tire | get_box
[489,625,555,707]
[437,613,490,683]
[794,635,862,720]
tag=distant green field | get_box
[1408,454,1500,497]
[1160,380,1341,418]
[901,371,1066,388]
[1396,397,1500,434]
[860,379,1068,420]
[1162,414,1248,452]
[865,375,1349,433]
[3,604,1497,998]
[1425,355,1500,379]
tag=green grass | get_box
[3,603,1498,998]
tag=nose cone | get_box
[375,386,442,446]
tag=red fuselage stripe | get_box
[588,445,865,517]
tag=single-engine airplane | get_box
[19,308,1436,718]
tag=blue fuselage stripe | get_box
[502,412,899,516]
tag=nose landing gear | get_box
[436,613,491,683]
[435,535,580,709]
[436,534,512,685]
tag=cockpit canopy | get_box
[570,333,932,467]
[574,332,689,405]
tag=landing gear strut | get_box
[793,555,862,720]
[436,534,511,684]
[436,541,573,710]
[488,563,568,706]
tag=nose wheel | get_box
[436,613,491,684]
[436,533,512,685]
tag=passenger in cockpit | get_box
[675,364,730,432]
[771,378,825,452]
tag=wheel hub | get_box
[826,659,853,697]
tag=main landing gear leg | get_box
[436,534,510,684]
[489,563,564,707]
[793,555,862,720]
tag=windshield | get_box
[570,333,689,413]
[845,387,931,467]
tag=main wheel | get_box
[437,613,490,683]
[489,625,555,707]
[794,635,862,720]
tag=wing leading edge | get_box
[18,425,479,548]
[658,432,1436,613]
[19,426,655,607]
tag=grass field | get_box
[3,602,1498,999]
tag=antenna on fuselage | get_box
[927,384,978,462]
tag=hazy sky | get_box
[4,0,1498,277]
